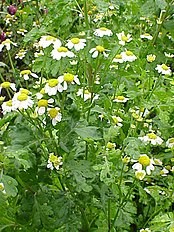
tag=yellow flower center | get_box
[49,108,58,118]
[161,64,169,70]
[121,35,128,41]
[147,55,155,62]
[115,54,122,59]
[49,153,58,163]
[2,39,11,45]
[19,29,25,32]
[20,89,30,95]
[6,100,12,106]
[63,73,74,82]
[84,90,90,94]
[138,155,150,166]
[20,70,31,75]
[100,27,107,31]
[57,47,68,52]
[46,36,56,41]
[17,93,28,101]
[0,183,4,191]
[71,38,80,44]
[126,51,133,56]
[96,45,105,52]
[122,157,130,164]
[116,96,125,100]
[38,99,48,107]
[40,88,45,94]
[1,82,11,88]
[106,142,115,149]
[144,33,150,36]
[48,79,58,87]
[147,133,157,139]
[112,116,119,124]
[135,171,146,180]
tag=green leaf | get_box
[2,175,18,197]
[74,126,101,140]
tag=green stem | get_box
[108,198,111,232]
[7,50,15,76]
[84,0,90,30]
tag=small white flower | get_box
[0,39,17,51]
[66,37,86,51]
[138,132,163,145]
[0,182,6,194]
[147,54,156,62]
[94,27,113,37]
[47,153,63,170]
[166,138,174,148]
[93,13,104,22]
[12,92,33,110]
[140,228,151,232]
[89,45,109,58]
[164,52,174,58]
[111,116,123,127]
[135,170,146,180]
[34,50,44,58]
[20,70,38,80]
[44,79,63,96]
[120,51,137,62]
[160,168,169,176]
[113,95,129,103]
[0,81,16,93]
[155,64,172,75]
[48,107,62,126]
[106,142,116,150]
[36,98,54,115]
[132,154,155,175]
[77,88,99,101]
[51,46,75,60]
[112,54,124,63]
[2,100,14,114]
[15,49,27,59]
[39,35,61,48]
[116,31,132,46]
[140,33,153,40]
[58,73,80,90]
[17,28,28,36]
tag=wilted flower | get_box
[111,116,123,127]
[116,31,132,46]
[20,70,38,80]
[113,95,129,103]
[0,182,6,194]
[89,45,109,58]
[155,64,172,75]
[8,5,17,15]
[36,98,54,115]
[51,46,75,60]
[39,35,61,48]
[166,138,174,148]
[0,81,16,93]
[106,142,116,149]
[17,29,28,36]
[94,27,113,37]
[138,132,163,145]
[66,38,86,51]
[112,54,124,63]
[160,168,169,176]
[77,88,99,101]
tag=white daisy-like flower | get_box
[135,170,146,180]
[58,73,80,90]
[2,100,14,114]
[39,35,61,48]
[0,81,16,93]
[66,37,86,51]
[17,28,28,36]
[155,64,172,75]
[111,116,123,127]
[89,45,109,58]
[112,54,124,63]
[51,46,75,60]
[132,154,155,175]
[0,39,17,51]
[154,158,163,166]
[140,228,151,232]
[160,168,169,176]
[113,95,129,103]
[116,31,132,46]
[47,153,63,170]
[120,51,137,62]
[20,70,38,80]
[166,138,174,148]
[140,33,153,40]
[36,98,54,115]
[34,50,44,58]
[94,27,113,37]
[106,142,116,150]
[93,13,104,22]
[138,132,163,145]
[147,54,156,62]
[48,107,62,126]
[15,49,27,59]
[164,52,174,58]
[77,88,99,101]
[12,92,33,110]
[44,79,63,96]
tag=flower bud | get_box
[8,5,17,15]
